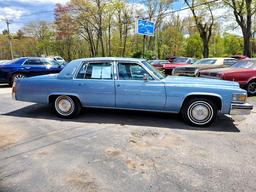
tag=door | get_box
[21,58,47,76]
[115,62,166,110]
[74,61,115,108]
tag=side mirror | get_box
[143,73,148,81]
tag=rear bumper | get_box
[230,103,253,115]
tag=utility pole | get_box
[5,19,14,59]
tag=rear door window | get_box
[77,62,113,80]
[24,59,42,65]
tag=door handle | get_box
[117,84,120,87]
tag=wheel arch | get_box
[181,93,223,112]
[247,77,256,84]
[8,72,27,85]
[48,93,81,105]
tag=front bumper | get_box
[230,103,253,115]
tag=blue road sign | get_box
[136,19,155,36]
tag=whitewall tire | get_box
[181,98,217,127]
[54,95,81,118]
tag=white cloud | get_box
[5,0,69,4]
[0,7,25,20]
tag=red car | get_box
[164,57,196,75]
[150,58,195,75]
[149,60,171,70]
[200,59,256,95]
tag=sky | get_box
[0,0,188,33]
[0,0,240,36]
[0,0,69,32]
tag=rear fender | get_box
[48,92,81,104]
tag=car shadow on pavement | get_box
[3,104,240,132]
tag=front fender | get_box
[180,92,224,112]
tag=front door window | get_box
[118,63,153,80]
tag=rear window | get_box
[172,58,188,63]
[231,60,256,69]
[224,59,237,67]
[193,59,217,65]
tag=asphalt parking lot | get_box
[0,84,256,192]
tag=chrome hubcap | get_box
[187,101,213,125]
[248,82,256,94]
[191,105,209,121]
[58,99,72,113]
[55,96,74,116]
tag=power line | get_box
[145,0,220,19]
[9,0,220,20]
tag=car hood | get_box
[200,67,251,74]
[178,64,223,70]
[162,76,239,87]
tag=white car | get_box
[49,56,66,65]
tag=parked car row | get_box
[149,55,255,95]
[200,59,256,95]
[172,57,237,76]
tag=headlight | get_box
[232,93,247,103]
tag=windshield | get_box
[172,57,188,63]
[142,61,166,79]
[193,59,217,65]
[231,60,256,69]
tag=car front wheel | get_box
[247,81,256,95]
[54,95,81,118]
[181,98,217,127]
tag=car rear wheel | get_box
[54,95,81,118]
[247,81,256,95]
[181,98,217,127]
[10,73,26,86]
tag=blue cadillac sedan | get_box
[0,57,64,86]
[13,57,253,127]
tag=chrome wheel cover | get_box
[55,96,75,116]
[187,101,213,125]
[13,74,25,82]
[248,82,256,94]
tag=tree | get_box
[184,33,203,58]
[55,3,77,60]
[223,33,243,55]
[144,0,173,58]
[185,0,215,58]
[223,0,256,57]
[22,21,54,56]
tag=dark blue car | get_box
[0,57,64,86]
